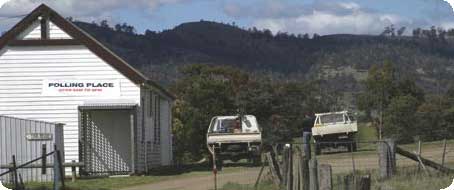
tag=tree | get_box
[393,78,425,103]
[171,65,242,161]
[359,61,396,139]
[397,27,406,36]
[100,20,109,28]
[384,95,419,142]
[413,28,422,38]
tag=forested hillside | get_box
[70,20,454,160]
[75,20,454,95]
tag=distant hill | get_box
[74,21,454,95]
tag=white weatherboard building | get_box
[0,4,174,175]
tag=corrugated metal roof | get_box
[78,103,137,110]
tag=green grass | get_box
[357,123,378,142]
[8,165,253,190]
[374,167,454,190]
[217,180,279,190]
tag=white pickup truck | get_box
[207,115,262,168]
[312,111,358,155]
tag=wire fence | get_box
[208,137,454,190]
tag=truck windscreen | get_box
[320,114,344,124]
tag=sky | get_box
[1,0,454,36]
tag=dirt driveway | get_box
[121,167,261,190]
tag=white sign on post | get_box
[42,79,121,97]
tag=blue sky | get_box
[1,0,454,35]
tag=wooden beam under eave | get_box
[8,39,82,46]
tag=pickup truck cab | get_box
[312,111,358,155]
[207,115,262,168]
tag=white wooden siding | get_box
[0,45,140,164]
[17,20,41,40]
[16,21,73,40]
[49,22,73,39]
[160,98,172,165]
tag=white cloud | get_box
[225,0,454,35]
[0,0,190,32]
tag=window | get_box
[320,114,344,124]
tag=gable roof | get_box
[0,4,175,100]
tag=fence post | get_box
[286,145,293,190]
[387,139,396,176]
[53,150,60,190]
[71,160,77,182]
[12,155,19,190]
[55,144,65,189]
[417,140,421,171]
[378,139,396,179]
[309,159,319,190]
[302,132,312,190]
[442,139,447,167]
[319,164,332,190]
[42,144,47,175]
[303,132,312,159]
[292,149,299,190]
[265,151,282,185]
[283,145,289,186]
[343,175,351,190]
[356,175,371,190]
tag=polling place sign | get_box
[42,79,121,96]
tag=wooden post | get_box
[302,132,312,190]
[54,149,60,190]
[309,159,318,190]
[350,143,356,184]
[42,144,47,175]
[266,152,282,185]
[303,132,312,159]
[343,175,351,190]
[442,139,447,167]
[417,140,421,171]
[56,148,65,189]
[12,155,19,190]
[388,139,396,175]
[378,139,396,179]
[302,157,310,190]
[357,175,371,190]
[286,145,293,190]
[71,160,77,182]
[319,164,332,190]
[283,145,289,186]
[378,141,389,179]
[292,150,300,190]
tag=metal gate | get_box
[79,106,136,176]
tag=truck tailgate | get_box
[312,123,357,136]
[207,133,261,144]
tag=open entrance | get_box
[79,104,136,176]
